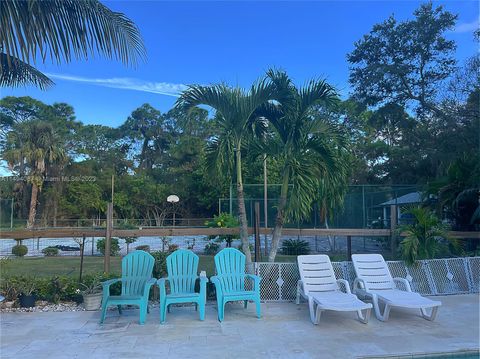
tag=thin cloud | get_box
[45,73,187,97]
[453,19,479,34]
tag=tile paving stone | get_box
[0,294,478,359]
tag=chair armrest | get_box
[393,277,412,292]
[245,274,261,292]
[101,278,121,297]
[353,278,366,295]
[336,279,352,294]
[210,276,222,296]
[199,276,208,296]
[143,278,156,298]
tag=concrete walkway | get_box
[1,294,479,359]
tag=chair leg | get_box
[255,297,261,319]
[372,295,391,322]
[244,300,248,309]
[160,299,167,324]
[147,305,150,314]
[356,307,371,324]
[314,307,323,325]
[296,281,301,305]
[420,306,439,321]
[308,297,316,324]
[218,299,225,322]
[117,305,122,315]
[195,303,198,311]
[199,300,205,321]
[100,300,108,324]
[139,302,147,325]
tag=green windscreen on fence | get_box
[219,184,420,229]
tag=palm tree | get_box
[398,206,461,265]
[1,0,145,89]
[4,121,66,228]
[259,70,349,262]
[175,80,276,266]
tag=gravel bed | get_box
[0,300,162,313]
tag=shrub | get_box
[12,244,28,257]
[281,239,310,255]
[0,276,22,301]
[204,242,220,255]
[237,243,254,254]
[397,206,461,265]
[168,244,179,253]
[151,251,168,278]
[96,237,120,256]
[135,245,150,252]
[42,247,59,257]
[205,213,239,247]
[38,276,80,303]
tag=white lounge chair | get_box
[296,254,372,325]
[352,254,441,322]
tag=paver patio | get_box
[1,294,479,358]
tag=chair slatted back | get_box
[121,250,155,296]
[297,255,338,295]
[166,249,199,294]
[214,248,245,293]
[352,254,395,291]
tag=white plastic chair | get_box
[352,254,441,322]
[296,255,372,325]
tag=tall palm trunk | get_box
[27,182,39,228]
[268,169,290,262]
[235,145,253,267]
[27,160,45,229]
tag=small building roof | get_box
[379,191,422,206]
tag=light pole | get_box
[167,195,180,227]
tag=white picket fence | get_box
[254,257,480,301]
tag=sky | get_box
[1,0,478,128]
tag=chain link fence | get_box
[254,257,480,301]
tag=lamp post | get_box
[167,195,180,227]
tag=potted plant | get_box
[79,276,103,310]
[17,277,37,308]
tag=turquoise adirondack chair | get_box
[211,248,261,322]
[100,250,156,325]
[157,249,207,323]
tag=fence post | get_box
[104,203,113,274]
[347,236,352,261]
[390,204,397,258]
[79,235,85,282]
[254,202,261,262]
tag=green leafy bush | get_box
[168,244,179,253]
[204,242,220,255]
[135,245,150,252]
[37,276,80,303]
[12,244,28,257]
[237,243,254,254]
[151,251,168,278]
[281,239,310,255]
[397,206,461,265]
[96,237,120,256]
[42,247,59,257]
[205,213,239,247]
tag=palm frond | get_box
[0,53,54,89]
[0,0,145,67]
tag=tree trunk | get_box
[235,146,253,268]
[27,182,39,229]
[268,169,290,262]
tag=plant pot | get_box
[19,294,36,308]
[83,293,102,311]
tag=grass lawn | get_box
[0,253,347,279]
